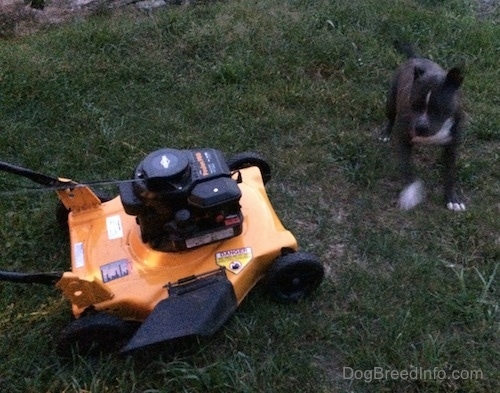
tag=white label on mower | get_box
[106,215,123,240]
[185,227,234,249]
[74,242,85,268]
[216,247,252,274]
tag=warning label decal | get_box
[215,247,252,274]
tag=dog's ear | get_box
[445,67,464,89]
[413,66,425,81]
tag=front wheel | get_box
[56,311,140,358]
[266,252,324,303]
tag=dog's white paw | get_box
[399,180,425,210]
[379,135,391,143]
[447,202,466,211]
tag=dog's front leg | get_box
[442,144,466,211]
[398,137,425,210]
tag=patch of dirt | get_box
[476,0,498,19]
[1,0,497,38]
[0,0,189,37]
[1,0,497,40]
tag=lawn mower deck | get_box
[0,148,324,356]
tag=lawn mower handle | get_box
[0,271,63,285]
[0,161,68,286]
[0,160,73,188]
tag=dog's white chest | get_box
[412,118,454,145]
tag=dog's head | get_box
[409,67,463,144]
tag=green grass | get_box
[0,0,498,392]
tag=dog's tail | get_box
[394,41,421,59]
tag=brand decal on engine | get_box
[215,247,252,274]
[160,154,171,168]
[195,151,210,176]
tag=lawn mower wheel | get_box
[266,252,324,303]
[227,152,271,184]
[56,311,140,357]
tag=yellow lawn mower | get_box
[0,148,324,356]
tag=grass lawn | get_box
[0,0,498,392]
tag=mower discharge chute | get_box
[0,148,324,355]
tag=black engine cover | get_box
[119,148,243,252]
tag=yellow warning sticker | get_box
[215,247,252,274]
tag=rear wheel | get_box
[56,311,140,357]
[266,252,324,302]
[227,152,271,184]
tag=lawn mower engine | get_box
[119,148,243,252]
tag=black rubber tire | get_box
[227,152,271,184]
[266,252,324,303]
[56,312,140,357]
